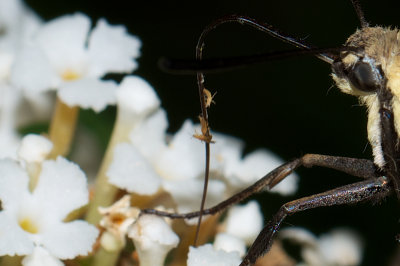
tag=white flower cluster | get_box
[107,82,299,215]
[0,134,98,265]
[0,0,364,266]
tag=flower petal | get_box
[0,211,33,256]
[34,13,90,72]
[0,159,30,209]
[226,149,298,195]
[0,52,13,80]
[113,76,161,139]
[279,227,318,246]
[0,0,41,43]
[157,120,204,181]
[224,201,263,245]
[129,109,168,161]
[162,178,225,213]
[18,134,53,163]
[33,157,89,220]
[116,76,160,119]
[88,19,141,77]
[22,246,64,266]
[58,78,117,112]
[187,244,241,266]
[211,132,244,173]
[11,45,58,92]
[41,220,98,259]
[213,233,246,257]
[318,229,363,266]
[107,143,161,195]
[0,126,20,160]
[0,0,27,30]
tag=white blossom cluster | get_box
[0,0,364,266]
[280,227,363,266]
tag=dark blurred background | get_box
[24,0,400,265]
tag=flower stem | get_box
[86,128,123,265]
[85,135,118,225]
[85,112,132,225]
[48,98,79,159]
[1,256,21,266]
[92,247,120,266]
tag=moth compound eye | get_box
[348,61,381,92]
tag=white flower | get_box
[128,214,179,266]
[280,227,363,266]
[0,156,98,263]
[98,195,178,266]
[11,13,141,112]
[98,195,140,251]
[187,244,241,266]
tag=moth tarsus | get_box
[148,0,400,265]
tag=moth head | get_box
[330,27,400,168]
[331,27,394,97]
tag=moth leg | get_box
[295,154,376,179]
[240,176,391,266]
[141,154,377,219]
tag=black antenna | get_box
[350,0,369,27]
[159,47,349,74]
